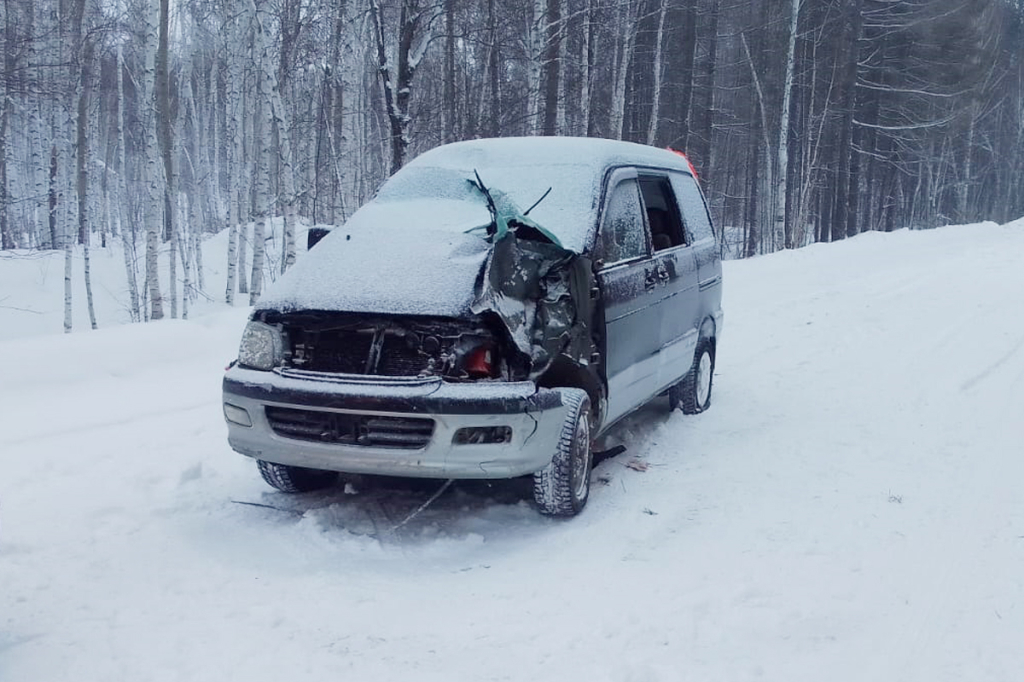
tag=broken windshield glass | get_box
[374,163,599,254]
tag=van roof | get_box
[407,137,695,178]
[370,137,695,253]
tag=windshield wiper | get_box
[524,187,552,216]
[467,170,498,236]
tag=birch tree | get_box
[76,26,97,329]
[646,0,669,146]
[609,0,639,140]
[141,0,164,320]
[248,0,298,274]
[775,0,802,249]
[116,44,141,322]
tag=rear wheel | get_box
[533,389,593,517]
[257,460,337,493]
[672,340,715,414]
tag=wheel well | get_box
[537,355,606,429]
[699,316,717,356]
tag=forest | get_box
[0,0,1022,323]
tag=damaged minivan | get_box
[222,137,723,516]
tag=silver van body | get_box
[222,137,723,515]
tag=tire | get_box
[673,340,715,415]
[533,389,593,517]
[257,460,337,493]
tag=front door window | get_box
[599,179,647,265]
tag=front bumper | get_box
[222,366,573,479]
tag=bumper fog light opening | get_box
[453,426,512,446]
[224,403,253,427]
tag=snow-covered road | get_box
[2,222,1023,681]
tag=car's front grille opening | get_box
[376,334,434,377]
[294,330,375,374]
[273,312,502,379]
[265,407,434,449]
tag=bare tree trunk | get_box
[553,0,568,133]
[484,0,500,137]
[443,0,456,142]
[24,1,46,248]
[209,56,222,225]
[248,0,298,274]
[540,0,561,135]
[49,142,59,249]
[776,0,802,249]
[526,0,545,134]
[0,3,15,250]
[191,186,205,292]
[646,0,668,146]
[742,32,774,254]
[237,90,250,297]
[142,0,164,319]
[957,100,979,222]
[225,11,245,304]
[155,0,177,318]
[116,44,141,322]
[610,0,638,140]
[177,194,190,319]
[249,78,269,305]
[370,0,433,175]
[77,34,97,329]
[582,0,597,136]
[0,93,13,250]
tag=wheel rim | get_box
[696,350,712,406]
[570,413,591,500]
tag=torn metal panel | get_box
[469,179,594,379]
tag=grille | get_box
[377,334,434,377]
[297,330,374,374]
[265,406,434,449]
[279,313,492,378]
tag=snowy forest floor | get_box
[2,218,1024,681]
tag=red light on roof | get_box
[666,147,699,183]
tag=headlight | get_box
[238,320,285,370]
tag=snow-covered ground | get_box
[2,219,1023,681]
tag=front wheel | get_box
[257,460,337,493]
[533,389,593,517]
[672,341,715,414]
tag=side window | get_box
[599,179,647,265]
[638,176,687,251]
[671,173,715,243]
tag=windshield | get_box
[373,163,601,253]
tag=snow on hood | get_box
[255,204,491,318]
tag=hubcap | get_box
[571,414,591,500]
[696,350,712,406]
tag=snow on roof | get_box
[375,137,693,254]
[407,137,695,177]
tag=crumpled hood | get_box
[256,204,491,318]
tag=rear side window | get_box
[671,173,715,242]
[638,176,686,251]
[599,179,647,264]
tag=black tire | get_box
[533,389,593,517]
[257,460,337,493]
[673,340,715,415]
